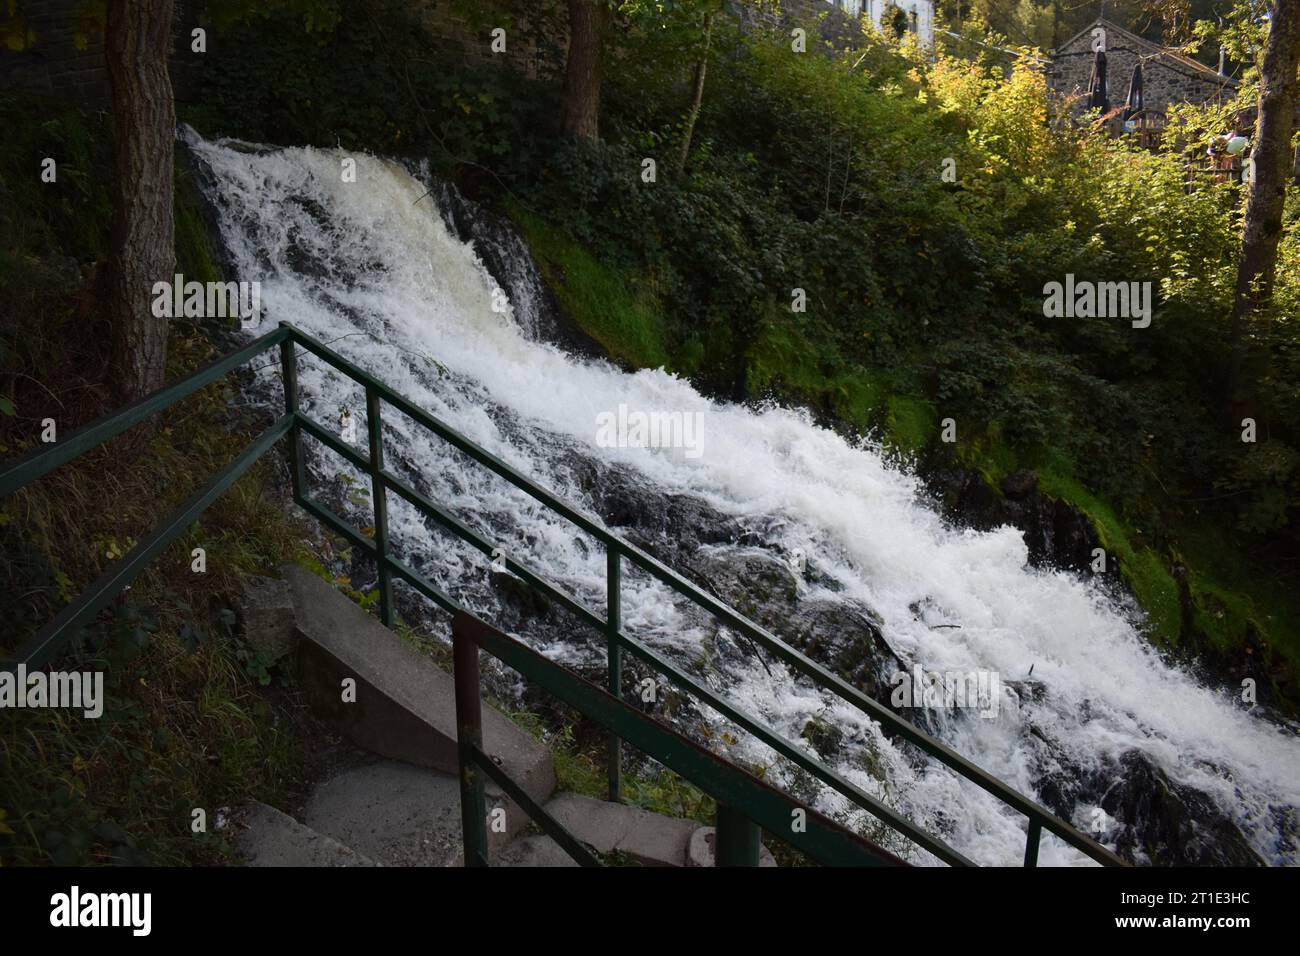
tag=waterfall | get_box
[187,131,1300,866]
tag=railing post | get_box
[365,386,393,627]
[715,805,761,866]
[453,617,489,867]
[606,545,622,803]
[277,333,306,503]
[1024,819,1042,867]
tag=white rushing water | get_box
[189,133,1300,866]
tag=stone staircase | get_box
[232,566,767,867]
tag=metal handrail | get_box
[451,611,908,867]
[0,321,1125,867]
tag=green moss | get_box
[1037,466,1181,644]
[745,312,824,397]
[746,316,897,435]
[951,425,1021,489]
[884,395,938,456]
[1176,530,1300,673]
[174,174,220,285]
[508,208,670,370]
[826,371,885,429]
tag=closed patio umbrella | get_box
[1087,49,1109,112]
[1121,61,1143,121]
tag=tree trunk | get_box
[105,0,176,404]
[1227,0,1300,401]
[674,14,714,176]
[561,0,609,141]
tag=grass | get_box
[507,206,671,371]
[0,93,321,865]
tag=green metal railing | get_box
[0,321,1125,868]
[451,611,905,866]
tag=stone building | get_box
[1048,17,1237,116]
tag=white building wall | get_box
[826,0,934,47]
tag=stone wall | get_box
[0,0,203,102]
[0,0,107,100]
[412,0,567,81]
[1048,18,1236,115]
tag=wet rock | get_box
[924,463,1098,574]
[1002,679,1047,705]
[1000,470,1039,500]
[489,570,552,621]
[801,715,845,760]
[431,176,607,358]
[681,548,799,610]
[587,465,742,556]
[1090,751,1265,866]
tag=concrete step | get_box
[281,564,556,820]
[491,793,707,867]
[302,757,530,866]
[686,826,778,867]
[542,793,702,866]
[495,834,581,867]
[234,801,379,867]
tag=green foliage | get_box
[0,92,113,262]
[206,0,341,33]
[1,0,36,51]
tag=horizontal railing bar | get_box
[470,745,603,867]
[281,323,1122,866]
[300,485,465,619]
[387,554,462,617]
[609,630,973,866]
[0,327,289,500]
[381,470,608,631]
[296,414,371,473]
[2,413,294,672]
[296,493,376,556]
[454,612,907,868]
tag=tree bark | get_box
[561,0,609,141]
[105,0,175,404]
[674,14,714,176]
[1227,0,1300,400]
